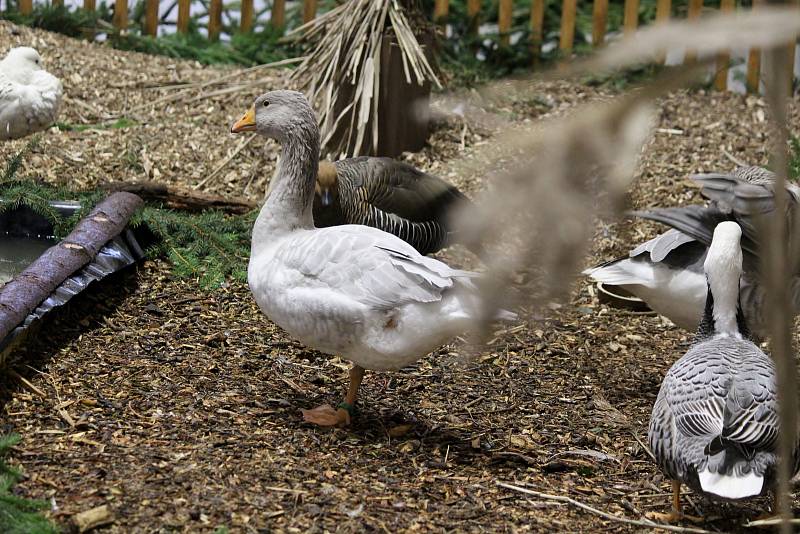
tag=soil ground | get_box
[2,21,800,533]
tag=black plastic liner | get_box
[0,199,146,360]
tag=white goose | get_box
[0,47,62,141]
[231,90,514,427]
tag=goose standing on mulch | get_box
[584,166,799,339]
[648,221,797,522]
[231,90,515,427]
[313,158,471,255]
[0,47,62,140]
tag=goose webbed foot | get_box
[301,404,351,426]
[645,481,703,524]
[301,364,365,427]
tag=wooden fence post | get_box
[84,0,96,12]
[559,0,577,53]
[592,0,608,48]
[714,0,734,91]
[113,0,128,31]
[623,0,639,36]
[208,0,222,40]
[177,0,191,33]
[747,0,763,94]
[530,0,545,64]
[468,0,481,33]
[272,0,286,29]
[52,0,63,6]
[655,0,670,23]
[303,0,317,23]
[685,0,702,63]
[144,0,159,36]
[240,0,254,31]
[434,0,449,21]
[499,0,513,47]
[19,0,32,15]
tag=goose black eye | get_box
[262,100,270,107]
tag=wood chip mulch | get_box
[3,20,800,533]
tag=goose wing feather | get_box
[335,157,469,223]
[274,225,473,311]
[629,228,698,263]
[650,339,779,480]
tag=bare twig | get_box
[496,482,715,534]
[6,367,46,398]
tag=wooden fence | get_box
[9,0,800,93]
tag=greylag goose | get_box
[584,166,800,339]
[0,47,62,140]
[231,91,515,427]
[313,158,471,255]
[648,221,797,522]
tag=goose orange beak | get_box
[231,106,257,133]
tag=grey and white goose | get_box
[584,166,800,340]
[647,221,797,522]
[313,158,471,255]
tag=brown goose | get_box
[313,158,471,255]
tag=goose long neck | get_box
[251,123,319,255]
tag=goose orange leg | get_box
[302,365,365,427]
[646,481,703,523]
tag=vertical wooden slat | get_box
[714,0,734,91]
[303,0,317,23]
[19,0,32,15]
[177,0,190,33]
[623,0,639,35]
[592,0,608,48]
[498,0,513,47]
[468,0,481,33]
[52,0,63,6]
[84,0,96,11]
[656,0,670,23]
[747,0,763,94]
[113,0,128,30]
[271,0,286,29]
[208,0,222,40]
[144,0,159,36]
[530,0,545,64]
[240,0,254,32]
[559,0,576,53]
[787,1,799,92]
[684,0,702,63]
[434,0,449,21]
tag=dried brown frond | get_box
[287,0,440,158]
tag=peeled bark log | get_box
[102,181,256,214]
[0,192,143,343]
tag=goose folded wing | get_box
[340,158,470,223]
[279,226,475,311]
[719,376,779,451]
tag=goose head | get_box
[230,90,317,144]
[2,47,44,83]
[316,161,338,207]
[703,221,744,337]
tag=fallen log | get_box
[103,181,257,214]
[0,192,143,344]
